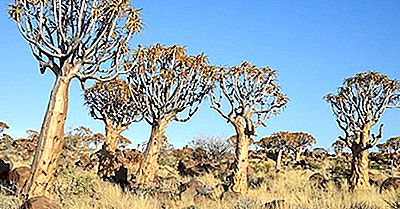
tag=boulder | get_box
[178,178,202,199]
[9,166,31,194]
[263,199,291,209]
[20,196,60,209]
[380,177,400,193]
[309,172,328,189]
[220,190,240,200]
[0,158,12,180]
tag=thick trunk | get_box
[349,148,370,190]
[349,127,371,191]
[136,119,169,186]
[25,76,71,198]
[105,124,122,152]
[231,117,250,194]
[275,150,283,172]
[97,125,122,180]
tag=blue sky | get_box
[0,0,399,151]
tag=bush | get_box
[54,166,98,205]
[190,135,233,162]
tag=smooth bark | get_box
[136,118,169,186]
[25,75,72,197]
[275,150,283,172]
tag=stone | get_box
[20,196,60,209]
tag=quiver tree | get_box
[381,137,400,154]
[8,0,142,197]
[257,132,291,172]
[331,139,346,158]
[325,71,400,190]
[84,79,141,179]
[210,61,288,194]
[376,143,390,154]
[286,132,316,161]
[377,137,400,169]
[127,44,214,186]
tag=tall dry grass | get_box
[1,157,398,209]
[55,170,398,209]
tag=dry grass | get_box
[1,158,398,209]
[55,170,397,209]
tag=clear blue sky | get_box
[1,0,399,151]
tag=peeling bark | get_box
[25,76,72,198]
[231,117,250,194]
[136,118,169,186]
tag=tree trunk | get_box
[295,148,302,161]
[275,149,283,172]
[97,125,122,180]
[135,118,169,187]
[230,117,250,194]
[349,148,370,190]
[349,127,373,191]
[105,124,122,152]
[25,76,72,198]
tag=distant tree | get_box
[376,143,390,154]
[84,79,142,178]
[325,71,400,190]
[286,132,316,161]
[332,140,346,157]
[377,136,400,170]
[127,44,214,186]
[190,135,233,161]
[63,126,102,156]
[258,132,291,172]
[383,137,400,154]
[210,61,288,194]
[8,0,142,197]
[312,147,329,158]
[14,130,39,160]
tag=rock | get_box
[220,190,240,200]
[9,166,31,194]
[0,158,12,180]
[194,194,206,204]
[380,177,400,193]
[179,178,202,199]
[20,196,60,209]
[293,159,310,169]
[114,165,129,190]
[177,160,200,177]
[263,199,291,209]
[309,172,328,189]
[74,154,95,171]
